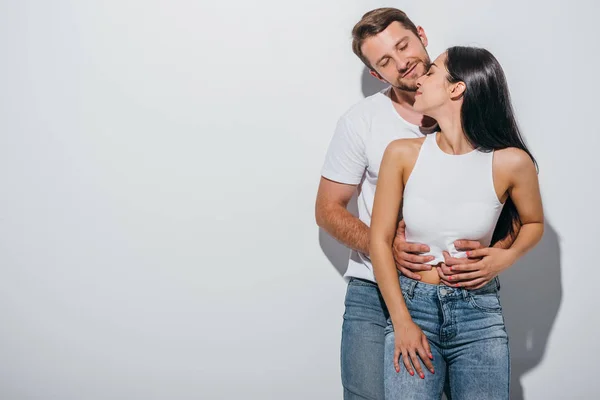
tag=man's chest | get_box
[364,124,423,177]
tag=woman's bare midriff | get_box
[416,263,444,285]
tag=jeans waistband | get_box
[400,275,500,298]
[348,277,378,287]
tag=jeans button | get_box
[440,288,448,296]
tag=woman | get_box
[370,46,544,400]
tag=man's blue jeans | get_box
[341,277,388,400]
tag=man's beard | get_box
[394,79,419,92]
[392,57,431,92]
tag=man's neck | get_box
[389,86,436,129]
[390,86,417,106]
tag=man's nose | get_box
[395,56,410,73]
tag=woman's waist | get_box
[401,268,500,294]
[415,267,444,285]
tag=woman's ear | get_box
[450,81,466,100]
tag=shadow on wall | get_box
[318,67,562,400]
[361,66,389,97]
[501,222,562,400]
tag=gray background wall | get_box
[0,1,597,399]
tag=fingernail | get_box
[429,354,433,359]
[450,266,454,271]
[420,373,425,379]
[409,371,414,376]
[466,251,471,256]
[431,369,435,374]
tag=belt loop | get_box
[461,287,469,300]
[407,279,417,299]
[495,276,501,291]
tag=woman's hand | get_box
[393,319,435,378]
[437,248,518,289]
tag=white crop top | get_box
[402,132,505,265]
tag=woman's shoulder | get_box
[382,137,425,170]
[385,137,426,156]
[494,147,536,174]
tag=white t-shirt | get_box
[321,87,437,282]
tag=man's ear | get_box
[416,26,428,48]
[369,69,386,83]
[450,81,466,100]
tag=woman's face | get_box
[413,52,456,115]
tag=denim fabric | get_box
[384,276,510,400]
[341,278,389,400]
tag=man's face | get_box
[361,22,431,92]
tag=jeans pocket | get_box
[468,292,502,313]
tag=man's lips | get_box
[402,62,418,78]
[415,90,422,96]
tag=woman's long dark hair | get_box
[445,46,537,245]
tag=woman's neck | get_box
[435,112,474,155]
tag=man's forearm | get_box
[317,204,370,255]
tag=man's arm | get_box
[316,177,436,275]
[317,114,431,269]
[315,177,369,255]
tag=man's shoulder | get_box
[339,88,391,123]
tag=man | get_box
[315,8,515,400]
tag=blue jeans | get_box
[384,276,510,400]
[341,277,389,400]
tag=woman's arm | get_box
[370,140,434,378]
[371,142,410,325]
[497,149,544,257]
